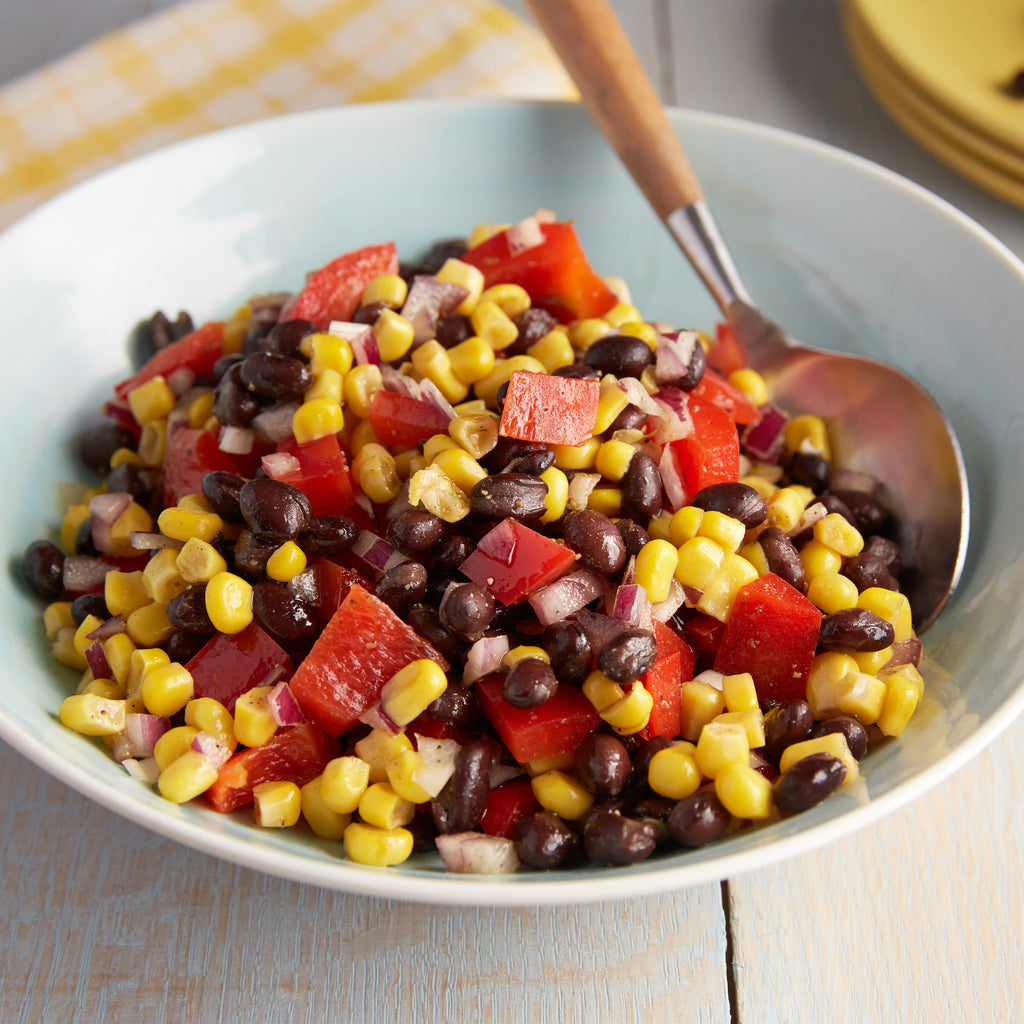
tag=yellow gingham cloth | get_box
[0,0,574,230]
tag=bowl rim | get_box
[4,96,1024,906]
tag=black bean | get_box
[428,684,481,730]
[819,607,895,652]
[758,527,807,593]
[501,449,556,476]
[553,363,601,381]
[661,336,706,391]
[239,352,312,403]
[562,510,627,575]
[446,739,493,833]
[630,735,674,789]
[762,699,814,765]
[22,540,65,601]
[691,482,767,529]
[583,810,658,865]
[375,561,428,617]
[615,519,650,559]
[106,462,154,506]
[70,593,108,624]
[165,630,208,664]
[608,403,648,433]
[238,477,312,541]
[808,715,869,760]
[407,604,466,664]
[299,514,360,561]
[597,628,658,683]
[147,310,194,354]
[201,470,247,522]
[502,658,558,708]
[829,489,888,534]
[515,812,578,869]
[351,301,388,327]
[843,552,900,593]
[388,510,445,555]
[435,313,473,348]
[787,452,832,493]
[494,381,510,414]
[484,437,549,473]
[469,473,548,521]
[773,753,847,813]
[667,789,731,847]
[231,529,279,578]
[433,537,478,579]
[417,238,468,275]
[583,334,654,379]
[424,571,460,608]
[441,582,495,639]
[541,620,592,686]
[265,319,316,358]
[211,353,244,382]
[252,579,322,645]
[621,452,664,521]
[512,307,558,351]
[213,363,261,427]
[167,585,215,634]
[629,796,675,826]
[74,518,98,557]
[79,418,136,471]
[863,534,902,574]
[574,733,632,798]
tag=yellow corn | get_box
[767,486,811,532]
[184,697,236,752]
[320,755,372,813]
[59,693,126,736]
[647,745,701,800]
[479,282,531,318]
[552,437,601,471]
[43,601,75,641]
[813,512,864,558]
[79,676,124,700]
[471,300,518,351]
[525,752,576,777]
[187,391,216,428]
[128,376,175,425]
[158,750,219,803]
[157,505,223,544]
[592,378,631,435]
[104,501,155,558]
[154,725,199,771]
[253,780,302,827]
[385,749,432,804]
[527,328,575,372]
[74,615,107,659]
[143,546,188,604]
[539,466,569,523]
[805,651,860,718]
[431,447,487,494]
[603,302,643,328]
[305,367,344,405]
[379,658,448,727]
[696,553,759,621]
[178,493,216,515]
[292,397,344,444]
[127,647,170,697]
[51,628,87,671]
[137,421,167,467]
[354,730,413,784]
[854,645,894,676]
[411,340,469,403]
[714,708,766,748]
[697,511,746,553]
[669,506,705,546]
[785,414,831,460]
[233,685,277,747]
[780,732,859,783]
[308,333,354,375]
[619,321,659,350]
[595,438,636,482]
[715,762,773,819]
[568,317,612,352]
[858,587,913,642]
[674,536,726,590]
[634,539,680,603]
[61,503,91,552]
[266,540,308,582]
[502,645,550,669]
[343,821,414,866]
[102,632,136,688]
[204,571,254,634]
[600,682,654,735]
[448,412,499,459]
[739,539,770,576]
[680,680,726,742]
[300,777,351,840]
[422,433,458,462]
[806,572,859,614]
[739,473,778,501]
[362,272,408,310]
[800,538,844,580]
[695,721,750,779]
[141,662,194,717]
[530,770,594,821]
[587,487,622,517]
[104,570,149,617]
[125,602,175,648]
[583,670,624,713]
[110,446,144,470]
[877,664,925,737]
[175,537,228,584]
[407,463,471,523]
[722,672,759,713]
[448,336,496,385]
[343,364,383,419]
[435,258,485,315]
[832,670,888,725]
[358,782,415,830]
[727,368,769,407]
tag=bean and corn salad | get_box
[20,214,931,874]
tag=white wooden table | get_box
[3,2,1023,1021]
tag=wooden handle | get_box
[525,0,703,219]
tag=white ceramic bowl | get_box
[3,99,1023,905]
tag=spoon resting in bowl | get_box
[525,0,969,632]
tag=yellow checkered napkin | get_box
[0,0,574,230]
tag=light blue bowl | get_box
[3,99,1023,905]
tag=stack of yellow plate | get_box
[843,0,1024,209]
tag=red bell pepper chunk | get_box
[480,778,541,839]
[498,371,599,447]
[282,242,399,330]
[476,675,601,763]
[305,556,372,620]
[288,584,449,737]
[640,620,696,740]
[714,572,823,702]
[669,393,740,501]
[114,321,225,400]
[185,623,294,712]
[366,389,453,447]
[693,369,762,426]
[459,518,578,606]
[683,613,727,654]
[272,433,357,517]
[461,221,617,323]
[205,721,340,813]
[706,321,747,377]
[162,427,241,507]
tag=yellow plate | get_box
[846,11,1024,210]
[847,0,1024,158]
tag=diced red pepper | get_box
[273,433,357,516]
[162,427,241,507]
[283,242,399,330]
[366,389,452,447]
[305,556,372,620]
[706,321,747,377]
[669,393,740,501]
[640,620,696,739]
[461,222,617,323]
[407,714,473,745]
[185,623,294,712]
[114,321,225,399]
[714,573,823,702]
[683,613,727,654]
[476,675,601,763]
[498,371,599,447]
[205,721,340,813]
[480,778,541,839]
[693,369,762,426]
[459,519,578,606]
[288,584,449,737]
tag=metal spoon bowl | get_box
[526,0,969,631]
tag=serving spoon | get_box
[525,0,968,632]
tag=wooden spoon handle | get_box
[525,0,703,219]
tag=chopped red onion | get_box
[166,366,197,396]
[261,451,302,480]
[507,213,545,255]
[353,493,375,521]
[792,500,829,537]
[413,377,458,421]
[411,735,461,797]
[653,329,700,385]
[651,579,686,622]
[358,701,402,736]
[528,568,612,627]
[330,321,379,365]
[268,680,306,727]
[89,491,132,555]
[464,634,511,685]
[84,640,112,680]
[885,638,923,670]
[694,668,725,690]
[352,530,405,573]
[62,555,109,593]
[567,472,600,511]
[741,403,787,463]
[121,757,160,783]
[649,394,694,445]
[124,713,171,758]
[190,731,233,770]
[86,613,126,642]
[254,403,300,444]
[435,832,521,874]
[401,275,448,344]
[830,468,878,494]
[130,531,182,552]
[658,444,688,511]
[610,583,654,631]
[617,376,661,416]
[219,425,254,455]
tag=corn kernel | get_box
[407,463,471,523]
[715,708,766,748]
[675,536,726,590]
[595,438,636,482]
[600,681,654,735]
[767,486,810,532]
[697,511,746,553]
[696,721,750,779]
[552,436,601,471]
[471,300,518,351]
[102,632,136,688]
[805,651,860,718]
[154,725,199,771]
[43,601,75,641]
[583,670,624,713]
[141,661,194,717]
[320,756,372,813]
[343,821,414,866]
[449,412,499,459]
[593,378,631,434]
[448,336,496,385]
[128,376,176,425]
[204,571,253,635]
[305,368,344,405]
[59,693,126,736]
[137,421,167,467]
[725,367,768,407]
[715,762,773,819]
[266,540,307,582]
[785,414,831,460]
[568,317,612,352]
[436,258,485,315]
[635,538,680,604]
[527,328,574,372]
[104,501,155,557]
[806,572,859,613]
[187,391,216,428]
[157,505,224,544]
[647,745,701,800]
[157,749,219,803]
[603,301,643,328]
[184,697,236,752]
[479,283,531,318]
[308,333,354,375]
[780,732,859,782]
[877,665,925,737]
[343,364,383,418]
[814,512,864,558]
[412,340,469,403]
[126,602,175,648]
[697,553,759,621]
[587,487,622,517]
[384,749,433,804]
[363,272,408,310]
[669,506,705,546]
[739,473,777,501]
[854,645,894,675]
[833,670,888,725]
[800,538,844,580]
[525,752,577,777]
[739,539,770,576]
[379,658,448,727]
[51,628,88,670]
[502,645,550,669]
[619,321,659,349]
[354,730,413,784]
[539,465,569,524]
[104,570,150,618]
[858,587,913,642]
[680,680,726,742]
[143,546,188,604]
[127,647,170,697]
[301,777,351,839]
[722,672,759,713]
[531,770,594,821]
[359,781,415,830]
[176,537,228,584]
[432,447,487,494]
[253,780,302,827]
[422,433,457,462]
[233,685,277,747]
[110,446,144,470]
[293,397,344,445]
[80,676,123,700]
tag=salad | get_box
[20,212,928,873]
